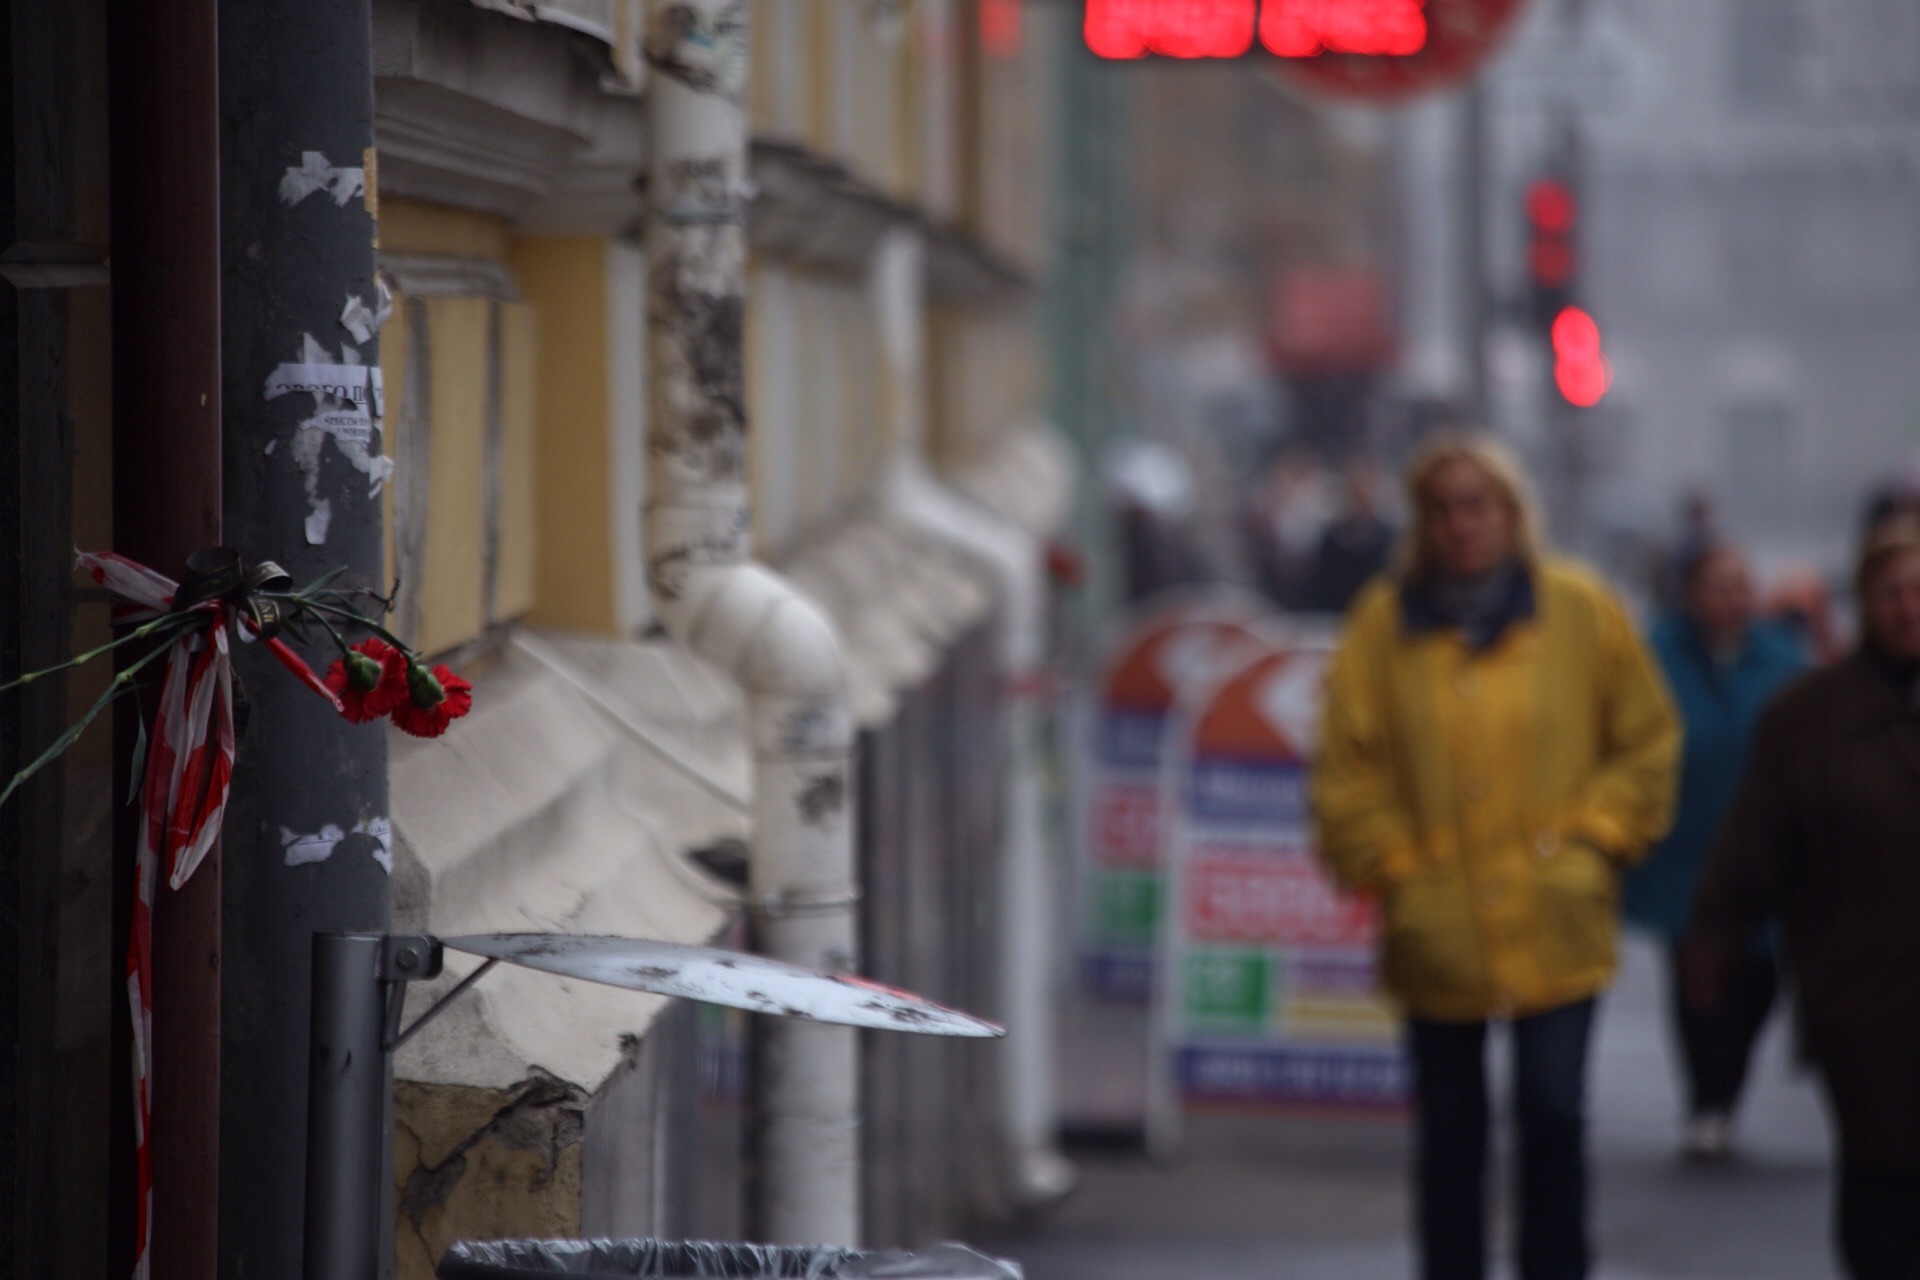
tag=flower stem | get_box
[0,637,176,811]
[291,599,417,659]
[0,611,194,696]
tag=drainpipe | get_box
[871,230,1075,1208]
[643,0,860,1246]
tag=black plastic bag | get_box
[438,1238,1020,1280]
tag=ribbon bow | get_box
[76,549,341,1280]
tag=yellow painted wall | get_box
[927,303,1039,468]
[381,199,510,262]
[382,290,410,601]
[496,301,540,621]
[507,236,620,635]
[417,296,491,656]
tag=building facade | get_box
[0,1,1076,1275]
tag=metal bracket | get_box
[379,934,441,982]
[374,934,492,1053]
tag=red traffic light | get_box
[1550,306,1611,408]
[1525,178,1577,234]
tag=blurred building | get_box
[0,0,1073,1274]
[1486,0,1920,573]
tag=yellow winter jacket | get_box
[1311,559,1679,1021]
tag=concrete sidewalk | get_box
[995,936,1837,1279]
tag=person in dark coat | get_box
[1686,516,1920,1280]
[1301,460,1396,614]
[1626,544,1807,1160]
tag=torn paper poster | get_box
[279,816,394,872]
[265,359,372,443]
[340,275,394,343]
[281,823,347,867]
[366,816,394,874]
[304,498,333,546]
[280,151,366,208]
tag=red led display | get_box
[1083,0,1257,60]
[1261,0,1428,57]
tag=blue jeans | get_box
[1408,999,1598,1280]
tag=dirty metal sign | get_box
[441,934,1004,1037]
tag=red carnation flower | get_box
[323,638,408,723]
[390,662,473,738]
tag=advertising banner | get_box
[1060,592,1267,1131]
[1077,600,1268,1004]
[1158,634,1407,1113]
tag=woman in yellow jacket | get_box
[1312,436,1678,1280]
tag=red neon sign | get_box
[1262,0,1428,57]
[1551,306,1612,408]
[1083,0,1256,59]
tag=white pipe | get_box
[644,1,859,1246]
[871,230,1075,1208]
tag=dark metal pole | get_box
[216,0,389,1276]
[106,0,225,1274]
[304,933,387,1280]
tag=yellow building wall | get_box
[927,303,1039,468]
[417,296,491,656]
[378,199,544,656]
[507,235,620,635]
[496,301,540,621]
[382,290,410,601]
[381,199,510,260]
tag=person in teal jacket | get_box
[1625,542,1808,1159]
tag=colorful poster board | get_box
[1158,634,1408,1111]
[1059,593,1270,1132]
[1076,600,1268,1005]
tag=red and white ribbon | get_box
[77,551,339,1280]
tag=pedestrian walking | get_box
[1301,459,1396,614]
[1686,515,1920,1280]
[1312,434,1680,1280]
[1623,544,1807,1160]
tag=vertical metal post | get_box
[217,0,389,1275]
[106,0,226,1273]
[304,933,388,1280]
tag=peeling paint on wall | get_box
[394,1073,587,1280]
[794,771,846,827]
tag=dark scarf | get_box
[1402,559,1536,651]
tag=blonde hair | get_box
[1855,514,1920,600]
[1396,433,1545,579]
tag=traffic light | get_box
[1551,306,1611,408]
[1524,176,1577,331]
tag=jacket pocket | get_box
[1532,838,1620,976]
[1381,866,1483,1006]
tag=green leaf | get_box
[126,715,148,807]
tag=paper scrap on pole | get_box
[265,361,373,443]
